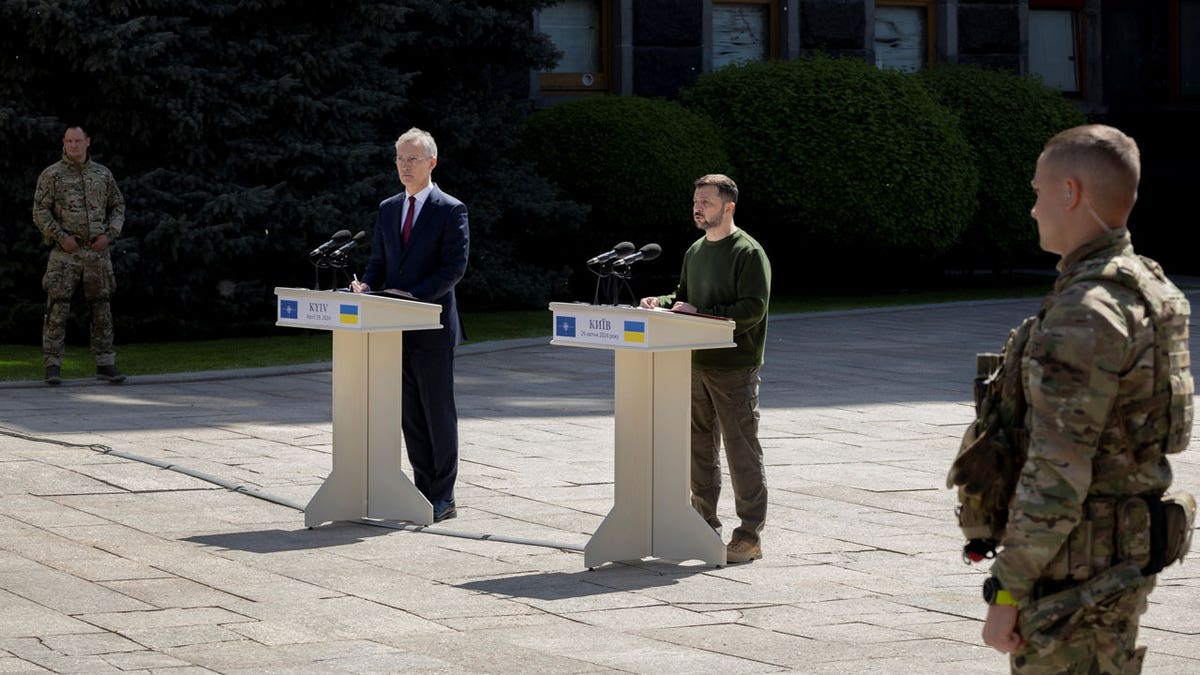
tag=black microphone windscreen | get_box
[640,243,661,261]
[615,241,635,255]
[331,229,352,240]
[351,230,367,241]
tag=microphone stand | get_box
[609,262,633,306]
[310,253,342,291]
[590,259,643,306]
[591,260,624,306]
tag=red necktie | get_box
[401,195,415,246]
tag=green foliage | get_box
[0,0,578,343]
[919,64,1087,269]
[680,56,978,284]
[519,95,732,291]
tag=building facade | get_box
[531,0,1200,271]
[532,0,1198,114]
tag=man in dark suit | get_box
[350,127,469,523]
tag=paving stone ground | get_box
[1,297,1198,674]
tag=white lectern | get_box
[549,302,736,568]
[275,287,442,527]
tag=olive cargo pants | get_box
[690,366,768,545]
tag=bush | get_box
[680,56,978,285]
[920,64,1087,270]
[519,95,733,295]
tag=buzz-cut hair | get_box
[64,125,89,137]
[695,174,738,203]
[395,127,438,158]
[1041,124,1140,205]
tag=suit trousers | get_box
[690,366,768,545]
[401,348,458,503]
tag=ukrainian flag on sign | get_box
[339,304,359,325]
[623,320,645,343]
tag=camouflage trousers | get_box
[690,366,768,545]
[42,248,116,368]
[1011,580,1153,674]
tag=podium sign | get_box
[276,289,440,332]
[550,302,735,568]
[551,302,735,352]
[275,287,441,527]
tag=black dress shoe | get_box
[433,500,457,522]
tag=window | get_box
[1029,1,1084,94]
[1173,0,1200,97]
[540,0,611,92]
[875,1,934,72]
[712,0,778,70]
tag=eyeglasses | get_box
[395,155,429,165]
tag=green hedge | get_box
[919,64,1087,269]
[519,95,732,287]
[680,56,979,282]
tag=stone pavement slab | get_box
[0,297,1197,673]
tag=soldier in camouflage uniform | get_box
[33,126,126,385]
[981,125,1193,673]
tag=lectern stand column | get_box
[304,331,434,527]
[584,350,726,568]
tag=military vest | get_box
[948,250,1193,568]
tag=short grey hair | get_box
[395,127,438,158]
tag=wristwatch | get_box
[982,576,1018,606]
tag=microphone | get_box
[586,241,635,266]
[613,243,661,268]
[308,230,352,259]
[327,231,368,261]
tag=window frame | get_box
[875,0,935,71]
[1029,0,1086,96]
[539,0,613,93]
[711,0,780,69]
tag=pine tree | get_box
[0,0,581,341]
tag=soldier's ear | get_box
[1063,177,1082,207]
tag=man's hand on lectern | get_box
[350,280,370,293]
[671,301,697,313]
[639,297,660,309]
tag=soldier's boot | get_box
[96,365,126,383]
[45,366,62,386]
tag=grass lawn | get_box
[0,281,1051,383]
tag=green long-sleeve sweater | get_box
[656,228,771,369]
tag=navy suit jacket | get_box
[362,183,469,351]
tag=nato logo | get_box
[555,315,577,337]
[279,299,299,320]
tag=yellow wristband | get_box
[993,589,1018,607]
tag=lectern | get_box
[549,302,736,568]
[275,287,442,527]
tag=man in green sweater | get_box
[640,174,772,563]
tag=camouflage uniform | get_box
[32,154,125,368]
[989,228,1190,673]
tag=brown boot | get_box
[726,538,762,563]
